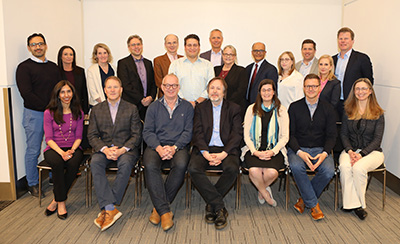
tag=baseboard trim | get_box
[0,183,14,200]
[373,170,400,195]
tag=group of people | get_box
[15,26,384,232]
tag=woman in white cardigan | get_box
[243,79,289,206]
[87,43,116,107]
[277,51,304,109]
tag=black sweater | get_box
[288,98,337,153]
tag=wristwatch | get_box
[173,145,178,152]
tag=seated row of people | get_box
[41,73,384,233]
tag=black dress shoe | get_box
[44,208,57,216]
[28,184,45,198]
[57,212,68,220]
[214,208,228,230]
[205,204,216,224]
[354,208,368,220]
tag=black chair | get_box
[366,163,386,210]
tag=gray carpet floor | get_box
[1,172,400,244]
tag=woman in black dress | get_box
[243,79,289,206]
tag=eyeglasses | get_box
[162,84,179,89]
[304,85,320,89]
[222,53,236,57]
[280,58,291,62]
[355,87,370,92]
[252,49,266,54]
[29,42,45,47]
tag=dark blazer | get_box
[245,60,278,104]
[332,50,373,100]
[320,78,341,110]
[288,98,337,154]
[192,99,243,156]
[117,55,157,119]
[341,113,384,156]
[60,66,89,114]
[200,50,223,66]
[214,64,247,116]
[87,99,142,156]
[153,53,183,98]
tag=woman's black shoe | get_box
[44,208,57,216]
[354,208,368,220]
[57,212,68,220]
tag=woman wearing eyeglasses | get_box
[277,51,304,109]
[339,78,384,220]
[243,79,289,206]
[318,55,340,111]
[214,45,247,117]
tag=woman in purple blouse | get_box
[44,80,84,220]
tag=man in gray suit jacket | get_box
[200,29,224,67]
[295,39,319,77]
[88,76,142,232]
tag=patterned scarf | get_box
[250,103,278,150]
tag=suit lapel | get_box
[112,100,125,136]
[344,50,357,80]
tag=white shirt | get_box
[210,50,222,67]
[278,70,304,109]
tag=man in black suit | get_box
[200,29,224,67]
[188,77,242,230]
[333,27,373,117]
[88,76,142,231]
[246,42,278,105]
[118,35,157,120]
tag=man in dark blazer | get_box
[188,77,242,230]
[200,29,224,67]
[153,34,183,98]
[245,42,278,105]
[333,27,373,117]
[288,74,336,221]
[118,34,157,120]
[88,76,142,231]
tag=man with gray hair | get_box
[200,29,224,67]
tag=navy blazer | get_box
[117,55,157,118]
[192,99,243,156]
[87,99,142,155]
[332,50,373,100]
[245,60,278,104]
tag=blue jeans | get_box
[143,147,189,216]
[23,108,44,186]
[91,151,137,209]
[288,147,335,208]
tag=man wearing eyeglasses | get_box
[16,33,61,197]
[287,74,337,221]
[118,35,157,121]
[245,42,278,105]
[153,34,183,99]
[142,74,194,231]
[169,34,215,108]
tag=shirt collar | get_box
[337,49,353,59]
[132,55,143,62]
[301,57,315,66]
[255,59,265,66]
[211,50,222,55]
[212,99,223,108]
[107,98,121,107]
[30,55,48,63]
[305,98,319,107]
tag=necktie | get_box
[250,64,258,90]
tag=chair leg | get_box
[38,168,42,207]
[383,170,386,210]
[335,171,339,211]
[139,168,143,204]
[285,169,289,211]
[185,172,189,209]
[85,167,89,208]
[236,171,241,209]
[187,173,191,208]
[134,168,138,208]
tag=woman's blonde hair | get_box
[318,55,337,81]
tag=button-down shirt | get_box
[298,57,315,77]
[305,98,318,119]
[209,100,224,147]
[133,55,147,97]
[167,53,178,63]
[210,50,222,67]
[169,57,215,101]
[160,96,180,118]
[108,99,120,124]
[30,55,48,63]
[335,49,352,100]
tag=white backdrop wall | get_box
[83,0,342,70]
[343,0,400,178]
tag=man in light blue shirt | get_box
[295,39,319,77]
[169,34,215,107]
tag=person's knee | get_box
[223,161,239,175]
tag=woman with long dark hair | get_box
[243,79,289,206]
[339,78,384,220]
[57,46,89,115]
[43,80,84,220]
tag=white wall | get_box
[1,0,84,180]
[343,0,400,177]
[83,0,341,69]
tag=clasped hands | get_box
[253,150,274,161]
[141,96,153,107]
[202,151,228,166]
[298,151,327,171]
[61,149,75,161]
[156,145,176,160]
[348,150,362,166]
[103,146,127,161]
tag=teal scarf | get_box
[250,103,278,150]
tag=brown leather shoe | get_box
[94,210,105,228]
[294,198,305,214]
[311,203,324,221]
[149,208,160,225]
[101,208,122,231]
[160,212,174,231]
